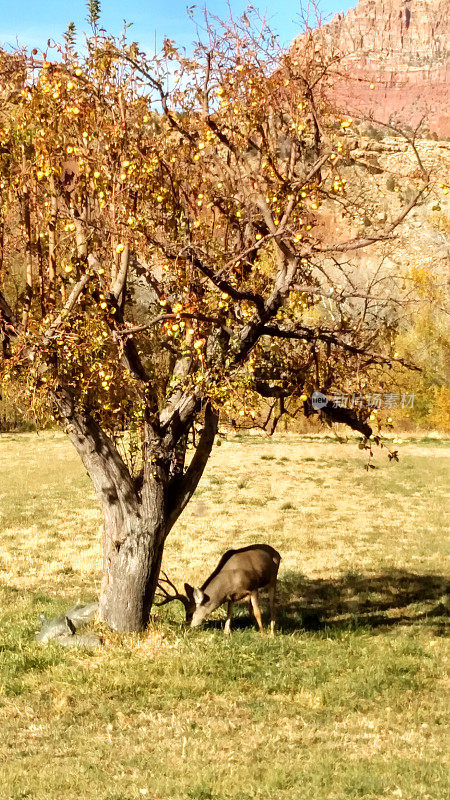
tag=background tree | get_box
[0,9,427,631]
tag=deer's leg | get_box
[250,590,265,635]
[268,581,276,637]
[224,601,234,636]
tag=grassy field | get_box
[0,431,449,800]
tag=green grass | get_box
[0,432,449,800]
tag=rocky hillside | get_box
[320,136,450,269]
[296,0,450,136]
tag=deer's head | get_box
[188,586,213,628]
[156,573,212,627]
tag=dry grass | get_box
[166,435,449,585]
[0,431,449,800]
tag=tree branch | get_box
[40,273,91,349]
[188,251,266,314]
[53,386,138,519]
[166,402,218,531]
[317,186,428,255]
[260,324,420,369]
[111,243,130,302]
[319,401,372,438]
[88,254,155,390]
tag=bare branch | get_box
[115,311,233,338]
[259,324,420,370]
[111,244,130,302]
[317,186,428,254]
[41,273,91,348]
[167,401,218,530]
[187,250,266,314]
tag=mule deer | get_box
[156,544,281,635]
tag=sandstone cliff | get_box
[295,0,450,136]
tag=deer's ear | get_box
[184,583,195,602]
[193,587,205,605]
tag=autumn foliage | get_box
[0,9,431,629]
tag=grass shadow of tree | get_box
[274,569,450,634]
[200,569,449,634]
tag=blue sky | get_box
[0,1,354,52]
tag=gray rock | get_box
[35,614,75,643]
[66,602,99,629]
[50,632,102,649]
[35,601,99,643]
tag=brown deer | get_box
[156,544,281,635]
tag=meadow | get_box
[0,431,448,800]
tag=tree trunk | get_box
[55,390,217,632]
[99,503,167,632]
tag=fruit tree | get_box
[0,9,426,630]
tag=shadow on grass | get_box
[200,569,449,634]
[3,571,448,639]
[277,569,449,633]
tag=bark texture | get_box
[54,389,217,632]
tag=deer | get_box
[156,544,281,635]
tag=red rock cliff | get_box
[295,0,450,136]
